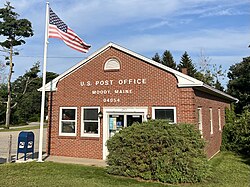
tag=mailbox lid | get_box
[18,131,34,141]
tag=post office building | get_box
[42,43,237,160]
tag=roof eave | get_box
[194,84,239,103]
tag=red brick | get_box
[46,47,232,159]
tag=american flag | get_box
[48,8,91,53]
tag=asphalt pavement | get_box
[0,123,47,163]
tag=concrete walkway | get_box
[45,155,107,167]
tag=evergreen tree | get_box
[152,50,177,70]
[178,51,197,77]
[0,2,33,128]
[162,50,177,70]
[152,53,161,63]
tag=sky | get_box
[0,0,250,87]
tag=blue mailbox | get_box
[17,131,35,161]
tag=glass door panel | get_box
[127,115,142,127]
[109,114,124,137]
[108,113,143,137]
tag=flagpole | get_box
[38,1,49,162]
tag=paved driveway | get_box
[0,127,47,163]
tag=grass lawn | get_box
[0,125,47,132]
[192,152,250,187]
[0,152,249,187]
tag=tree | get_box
[10,62,58,124]
[222,107,250,156]
[227,57,250,113]
[177,51,197,77]
[0,83,7,124]
[195,50,213,85]
[195,65,225,91]
[0,61,6,123]
[195,50,226,91]
[162,50,177,70]
[0,2,33,128]
[152,50,177,70]
[152,52,161,63]
[0,61,58,124]
[0,61,6,84]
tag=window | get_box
[59,107,77,136]
[209,108,213,135]
[218,109,221,131]
[81,107,100,137]
[152,107,177,123]
[104,58,120,71]
[197,108,203,137]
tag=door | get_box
[103,107,148,160]
[108,113,143,137]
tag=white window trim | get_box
[218,108,222,131]
[197,107,203,137]
[104,58,120,71]
[152,106,177,124]
[81,107,100,138]
[209,108,213,135]
[59,107,77,136]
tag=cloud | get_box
[116,27,249,77]
[136,18,193,31]
[200,8,250,17]
[2,0,249,81]
[142,20,171,30]
[119,28,250,54]
[6,0,250,33]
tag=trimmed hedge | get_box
[106,120,210,184]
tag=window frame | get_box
[152,106,177,124]
[218,108,222,131]
[59,107,77,136]
[104,58,120,71]
[81,106,100,137]
[197,107,203,137]
[209,108,213,135]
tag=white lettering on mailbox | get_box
[27,141,33,148]
[19,142,25,148]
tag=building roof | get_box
[39,42,238,102]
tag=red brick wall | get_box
[194,89,230,158]
[46,47,229,159]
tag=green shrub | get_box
[222,109,250,156]
[106,120,210,184]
